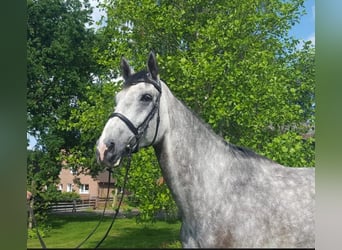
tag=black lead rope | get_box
[75,166,116,249]
[94,151,132,249]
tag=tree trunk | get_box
[28,198,34,229]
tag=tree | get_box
[27,0,98,135]
[27,0,102,225]
[59,0,315,223]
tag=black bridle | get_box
[108,78,162,153]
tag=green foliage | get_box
[162,240,183,248]
[27,149,60,226]
[27,225,51,239]
[55,191,81,201]
[57,82,120,175]
[263,131,315,167]
[115,147,177,224]
[27,0,98,135]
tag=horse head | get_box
[96,52,163,167]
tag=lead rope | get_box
[75,166,116,248]
[77,147,132,249]
[94,147,132,249]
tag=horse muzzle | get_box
[96,140,122,167]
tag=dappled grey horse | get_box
[96,52,315,248]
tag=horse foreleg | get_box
[180,222,199,248]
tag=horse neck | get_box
[154,82,225,164]
[153,82,230,213]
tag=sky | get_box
[27,0,315,150]
[288,0,315,46]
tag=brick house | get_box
[57,167,116,200]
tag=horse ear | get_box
[121,57,133,81]
[147,51,159,80]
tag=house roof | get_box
[96,171,116,184]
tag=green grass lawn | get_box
[27,212,182,248]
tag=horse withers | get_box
[96,52,315,248]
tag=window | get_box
[70,168,77,175]
[58,184,63,191]
[66,183,73,192]
[79,184,89,194]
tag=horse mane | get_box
[176,96,273,163]
[227,143,273,162]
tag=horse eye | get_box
[140,94,153,102]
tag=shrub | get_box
[57,191,81,201]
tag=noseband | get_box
[108,78,162,153]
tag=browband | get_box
[124,73,161,93]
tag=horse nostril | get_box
[105,141,115,152]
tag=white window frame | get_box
[79,184,89,194]
[66,183,73,192]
